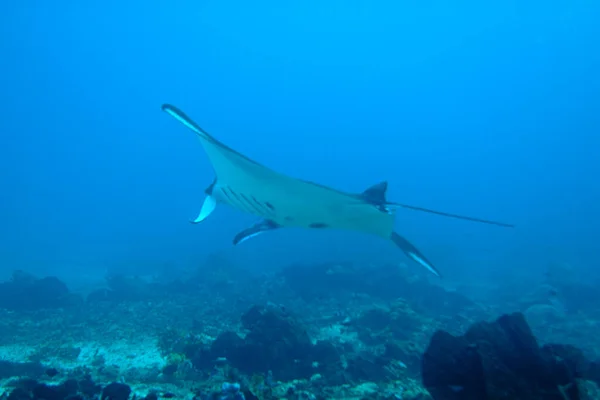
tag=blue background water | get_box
[1,2,598,286]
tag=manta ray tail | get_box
[391,232,441,277]
[391,202,515,228]
[361,181,514,228]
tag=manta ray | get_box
[162,104,514,277]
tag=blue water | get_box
[1,2,599,285]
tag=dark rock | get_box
[0,360,44,379]
[78,374,102,397]
[7,388,31,400]
[210,331,246,364]
[161,363,178,376]
[10,378,38,392]
[0,271,78,311]
[422,312,600,399]
[184,343,213,371]
[101,382,132,400]
[5,376,109,400]
[32,380,78,400]
[241,304,313,372]
[195,304,341,382]
[241,388,260,400]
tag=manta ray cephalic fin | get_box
[233,219,281,245]
[191,195,217,224]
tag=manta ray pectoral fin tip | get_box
[390,232,441,277]
[161,103,180,115]
[161,103,206,136]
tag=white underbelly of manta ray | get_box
[162,103,515,278]
[211,179,395,236]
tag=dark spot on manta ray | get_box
[308,222,328,228]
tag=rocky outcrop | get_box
[0,271,79,311]
[422,312,600,399]
[186,303,340,382]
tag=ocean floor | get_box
[1,260,599,399]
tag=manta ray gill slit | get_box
[219,186,276,218]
